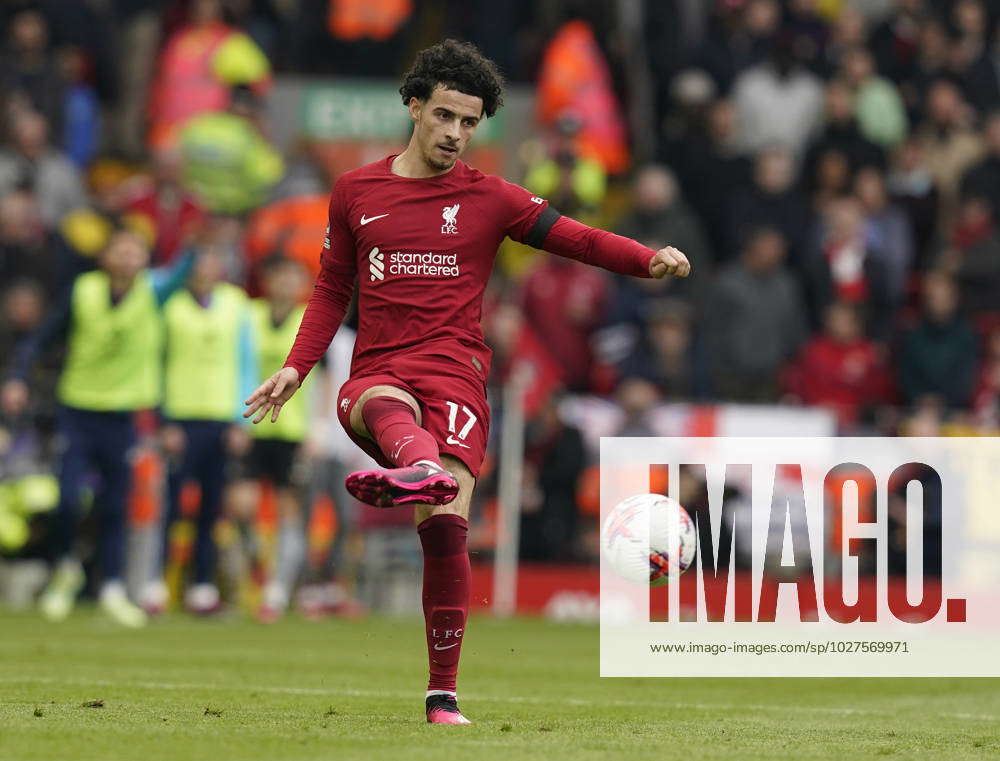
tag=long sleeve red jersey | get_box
[284,155,655,382]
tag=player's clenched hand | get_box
[649,246,690,279]
[244,367,301,424]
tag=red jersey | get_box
[781,336,893,426]
[332,155,549,379]
[284,155,655,384]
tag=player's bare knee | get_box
[350,384,421,439]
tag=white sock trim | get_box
[413,459,444,472]
[426,690,457,699]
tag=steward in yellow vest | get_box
[152,248,256,614]
[2,226,194,628]
[235,256,313,621]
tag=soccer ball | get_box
[601,494,696,586]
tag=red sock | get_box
[418,514,470,693]
[361,396,440,468]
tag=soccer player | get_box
[243,40,690,724]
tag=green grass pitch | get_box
[1,610,998,760]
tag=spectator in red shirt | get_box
[126,148,205,265]
[484,301,564,418]
[520,256,610,393]
[782,300,893,429]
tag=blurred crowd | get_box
[0,0,998,616]
[496,0,1000,563]
[629,0,1000,431]
[501,0,1000,433]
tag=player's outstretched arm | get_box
[524,206,691,281]
[500,178,691,280]
[279,180,358,384]
[244,366,301,424]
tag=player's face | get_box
[410,86,483,172]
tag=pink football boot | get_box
[345,461,458,507]
[425,694,471,725]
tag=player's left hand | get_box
[244,366,301,423]
[649,246,690,279]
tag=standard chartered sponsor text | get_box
[389,251,459,277]
[649,641,911,655]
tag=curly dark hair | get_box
[399,39,505,118]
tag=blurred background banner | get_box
[267,77,526,178]
[297,82,506,144]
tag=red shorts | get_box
[336,354,490,478]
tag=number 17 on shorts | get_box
[444,401,476,449]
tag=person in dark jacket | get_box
[519,392,585,562]
[616,164,712,296]
[899,272,979,410]
[704,226,808,401]
[728,146,813,268]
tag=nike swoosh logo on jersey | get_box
[433,642,459,651]
[360,213,389,226]
[445,436,471,449]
